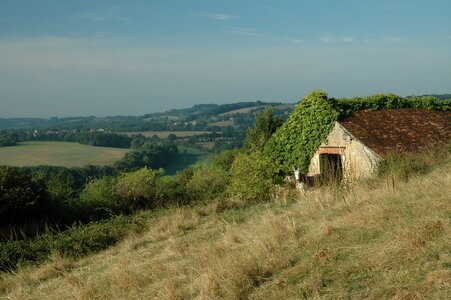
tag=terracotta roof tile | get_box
[338,109,451,157]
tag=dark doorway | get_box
[319,154,343,184]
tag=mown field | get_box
[120,131,212,138]
[209,120,235,127]
[219,106,263,116]
[0,141,129,167]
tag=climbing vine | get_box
[265,90,450,174]
[336,94,450,118]
[265,90,339,173]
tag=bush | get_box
[186,166,229,202]
[0,214,147,271]
[79,177,120,219]
[228,151,281,202]
[155,176,190,206]
[114,168,165,212]
[212,149,241,171]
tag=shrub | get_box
[212,149,241,171]
[0,214,147,271]
[79,177,120,219]
[155,176,190,207]
[228,151,281,202]
[186,166,229,202]
[114,168,165,212]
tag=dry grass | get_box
[1,161,450,299]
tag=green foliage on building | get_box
[265,90,339,173]
[265,90,451,174]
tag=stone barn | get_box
[307,108,451,181]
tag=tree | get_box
[245,107,282,150]
[115,142,178,171]
[0,132,19,147]
[0,166,49,224]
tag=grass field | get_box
[209,120,235,127]
[120,131,212,139]
[1,155,449,299]
[0,141,129,167]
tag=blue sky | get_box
[0,0,450,117]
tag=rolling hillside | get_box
[1,157,449,299]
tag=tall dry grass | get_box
[1,154,450,299]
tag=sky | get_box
[0,0,450,118]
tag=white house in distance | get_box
[307,108,451,181]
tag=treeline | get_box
[77,131,131,148]
[19,130,132,148]
[115,140,178,171]
[0,101,290,132]
[0,131,18,147]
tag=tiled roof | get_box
[338,109,451,157]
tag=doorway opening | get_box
[319,154,343,184]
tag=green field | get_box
[0,141,130,167]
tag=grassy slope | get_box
[0,141,129,167]
[1,162,450,299]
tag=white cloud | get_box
[319,36,335,43]
[78,11,131,23]
[0,36,448,118]
[193,13,237,21]
[343,36,355,43]
[77,5,135,23]
[261,5,280,12]
[229,27,258,37]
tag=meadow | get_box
[0,154,449,299]
[0,141,129,167]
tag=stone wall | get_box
[307,122,381,180]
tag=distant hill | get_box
[0,101,293,131]
[2,93,449,131]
